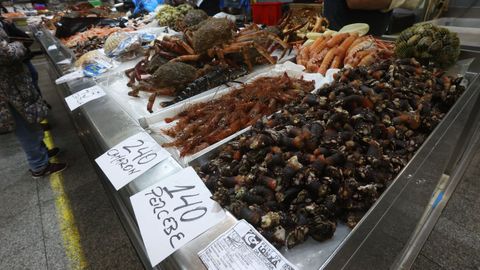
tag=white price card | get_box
[130,167,225,267]
[56,58,72,65]
[199,220,297,270]
[95,132,170,190]
[64,85,106,111]
[47,44,58,51]
[55,69,83,85]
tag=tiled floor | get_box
[0,57,142,270]
[0,57,478,270]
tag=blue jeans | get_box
[10,106,48,172]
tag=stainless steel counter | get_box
[33,25,480,270]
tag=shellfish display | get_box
[60,27,125,58]
[162,74,315,156]
[196,58,465,248]
[395,23,460,68]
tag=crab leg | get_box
[282,21,308,36]
[128,89,140,97]
[251,42,277,65]
[236,31,289,50]
[278,10,292,29]
[175,39,195,55]
[147,92,158,113]
[170,54,202,62]
[241,47,253,71]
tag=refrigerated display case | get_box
[32,23,480,270]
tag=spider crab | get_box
[127,61,199,113]
[170,18,289,71]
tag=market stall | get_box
[24,2,480,270]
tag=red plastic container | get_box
[252,2,284,26]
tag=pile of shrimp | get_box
[162,73,315,156]
[60,27,124,48]
[296,33,394,75]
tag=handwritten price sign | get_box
[64,85,106,111]
[131,167,225,267]
[95,132,170,190]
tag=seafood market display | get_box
[162,74,315,156]
[68,2,112,18]
[269,9,329,46]
[126,18,288,112]
[297,33,394,75]
[60,27,124,57]
[196,58,465,248]
[396,23,460,68]
[72,35,110,58]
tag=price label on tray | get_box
[130,167,225,267]
[95,132,170,190]
[64,85,105,111]
[47,44,57,51]
[199,220,297,270]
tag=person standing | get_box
[324,0,422,36]
[0,10,46,102]
[0,26,66,178]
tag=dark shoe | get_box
[44,101,52,110]
[48,147,60,158]
[31,162,67,179]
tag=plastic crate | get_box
[251,2,284,26]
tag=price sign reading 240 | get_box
[95,132,170,190]
[130,167,225,267]
[106,138,158,175]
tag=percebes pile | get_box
[197,58,465,248]
[395,23,460,68]
[156,4,194,29]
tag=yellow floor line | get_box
[43,123,89,270]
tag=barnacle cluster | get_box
[156,4,194,29]
[395,23,460,68]
[197,58,465,248]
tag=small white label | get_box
[199,220,297,270]
[64,85,106,111]
[131,167,225,267]
[55,69,83,84]
[47,44,57,51]
[56,58,72,65]
[95,132,170,190]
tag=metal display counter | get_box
[33,25,480,270]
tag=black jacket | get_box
[324,0,392,36]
